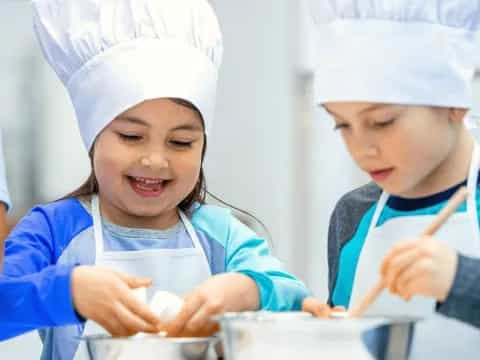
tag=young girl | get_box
[0,0,309,358]
[303,1,480,358]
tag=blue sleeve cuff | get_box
[52,264,85,324]
[237,270,311,311]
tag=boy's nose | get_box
[363,143,379,158]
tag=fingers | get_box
[105,321,130,337]
[167,292,224,337]
[198,322,220,337]
[115,271,152,289]
[122,289,165,331]
[383,248,421,293]
[394,258,433,299]
[113,301,158,335]
[380,240,419,275]
[96,309,132,337]
[302,297,332,318]
[185,297,223,333]
[174,322,220,338]
[167,294,203,337]
[105,273,164,335]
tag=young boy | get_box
[303,1,480,358]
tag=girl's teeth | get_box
[133,177,163,185]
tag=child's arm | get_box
[166,210,311,337]
[0,207,84,340]
[0,265,83,340]
[3,207,55,278]
[223,215,311,311]
[436,254,480,328]
[2,206,163,339]
[0,265,162,340]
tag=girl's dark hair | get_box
[60,99,272,244]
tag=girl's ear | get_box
[449,108,468,124]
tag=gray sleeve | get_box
[436,254,480,328]
[327,183,382,305]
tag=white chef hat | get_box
[309,0,480,108]
[32,0,223,150]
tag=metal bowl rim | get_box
[215,312,422,325]
[80,335,217,344]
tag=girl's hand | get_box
[381,236,458,302]
[72,265,164,337]
[302,297,347,318]
[166,273,259,337]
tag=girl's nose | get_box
[141,152,169,168]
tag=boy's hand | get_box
[381,236,458,302]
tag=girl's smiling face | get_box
[93,98,205,228]
[324,102,469,197]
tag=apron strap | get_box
[92,194,210,265]
[91,194,105,258]
[178,210,210,265]
[368,191,390,234]
[466,142,480,243]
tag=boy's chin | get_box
[372,181,407,197]
[382,183,422,198]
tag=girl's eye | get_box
[170,140,193,148]
[118,133,142,142]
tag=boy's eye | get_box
[373,118,395,128]
[118,133,142,142]
[334,123,349,131]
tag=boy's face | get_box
[324,102,465,197]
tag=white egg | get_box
[150,291,184,323]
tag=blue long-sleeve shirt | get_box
[0,198,309,346]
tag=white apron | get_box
[73,195,212,359]
[349,144,480,359]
